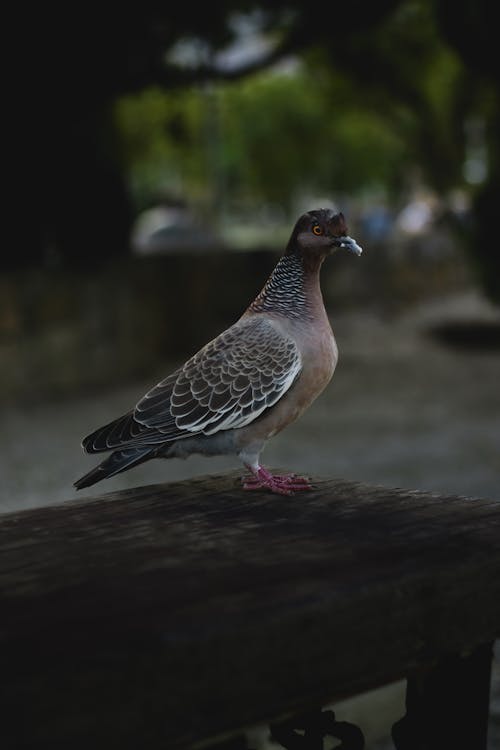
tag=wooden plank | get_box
[1,472,499,749]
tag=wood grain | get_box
[1,472,499,749]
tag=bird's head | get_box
[286,208,363,263]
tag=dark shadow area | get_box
[428,320,500,351]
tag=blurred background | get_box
[2,1,499,747]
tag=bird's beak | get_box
[331,235,363,256]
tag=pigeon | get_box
[74,208,362,495]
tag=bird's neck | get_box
[248,250,325,320]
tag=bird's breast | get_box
[293,323,338,412]
[235,317,338,450]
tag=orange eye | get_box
[312,224,323,235]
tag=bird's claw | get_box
[242,467,312,496]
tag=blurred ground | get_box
[2,288,498,512]
[1,287,499,748]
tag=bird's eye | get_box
[312,224,323,235]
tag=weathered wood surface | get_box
[1,472,499,749]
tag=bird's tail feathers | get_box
[74,446,155,490]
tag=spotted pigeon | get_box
[74,209,362,495]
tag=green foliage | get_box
[111,0,500,303]
[113,1,481,219]
[11,0,500,303]
[115,88,208,209]
[115,65,408,213]
[221,69,408,203]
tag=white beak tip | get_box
[339,236,363,256]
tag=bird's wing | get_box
[82,317,302,453]
[134,316,302,437]
[81,410,165,453]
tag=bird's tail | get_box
[74,446,155,490]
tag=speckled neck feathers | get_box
[248,252,319,320]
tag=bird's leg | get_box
[242,465,312,496]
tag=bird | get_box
[74,208,362,496]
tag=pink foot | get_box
[241,466,312,496]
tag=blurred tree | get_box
[116,69,408,213]
[8,1,500,300]
[5,1,402,269]
[433,0,500,300]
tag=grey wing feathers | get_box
[81,411,167,453]
[136,317,302,435]
[82,317,302,453]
